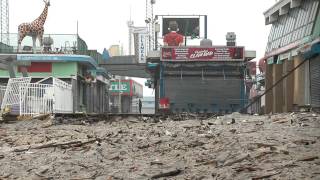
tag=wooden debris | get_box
[253,143,277,148]
[150,161,164,166]
[233,165,261,172]
[0,173,12,179]
[151,169,182,179]
[297,156,319,162]
[254,150,276,159]
[272,117,289,123]
[10,138,98,152]
[223,154,250,167]
[252,171,281,180]
[293,139,316,145]
[195,160,217,167]
[0,112,319,179]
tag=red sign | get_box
[161,46,244,61]
[18,62,52,73]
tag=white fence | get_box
[53,78,73,113]
[0,85,7,107]
[20,83,54,116]
[1,77,73,117]
[1,77,31,111]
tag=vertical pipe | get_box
[204,15,208,39]
[118,78,121,113]
[160,63,164,98]
[155,31,158,50]
[240,68,245,109]
[19,86,22,116]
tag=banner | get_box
[133,27,148,64]
[161,46,245,61]
[138,33,147,63]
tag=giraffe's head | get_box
[43,0,50,6]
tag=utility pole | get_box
[127,6,134,55]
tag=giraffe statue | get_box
[17,0,50,52]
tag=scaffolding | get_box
[145,0,155,51]
[0,0,9,45]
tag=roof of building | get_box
[264,0,307,25]
[17,54,99,69]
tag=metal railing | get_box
[0,33,88,54]
[20,83,54,116]
[0,85,7,109]
[1,77,31,111]
[53,78,73,113]
[0,77,73,116]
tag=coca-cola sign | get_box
[161,46,244,61]
[189,49,215,59]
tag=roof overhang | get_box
[16,54,98,69]
[264,0,303,25]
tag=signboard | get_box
[138,33,147,63]
[161,47,245,61]
[109,80,143,97]
[162,18,200,37]
[109,81,130,94]
[133,27,148,64]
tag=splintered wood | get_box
[0,112,319,179]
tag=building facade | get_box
[0,34,111,115]
[109,79,143,113]
[262,0,320,113]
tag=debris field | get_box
[0,112,319,179]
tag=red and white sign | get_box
[161,46,245,61]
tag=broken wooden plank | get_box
[297,156,319,162]
[293,139,316,146]
[195,160,218,167]
[151,169,182,179]
[233,165,261,172]
[252,171,281,180]
[252,143,278,148]
[223,154,250,167]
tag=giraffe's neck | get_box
[33,4,48,26]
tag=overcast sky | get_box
[10,0,276,96]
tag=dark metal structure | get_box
[100,56,151,78]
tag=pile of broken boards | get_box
[0,112,319,179]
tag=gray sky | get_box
[10,0,276,96]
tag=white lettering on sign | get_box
[110,84,128,91]
[190,49,214,59]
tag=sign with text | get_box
[109,81,130,93]
[138,33,147,63]
[133,27,148,64]
[161,46,245,61]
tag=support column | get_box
[273,63,284,113]
[155,79,159,114]
[284,60,294,112]
[293,57,305,106]
[71,78,78,113]
[265,64,273,114]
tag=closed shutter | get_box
[310,56,320,107]
[164,77,242,113]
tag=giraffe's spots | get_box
[17,3,49,45]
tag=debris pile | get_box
[0,112,319,179]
